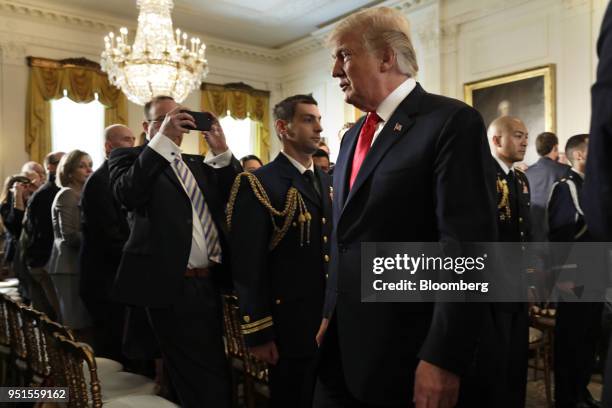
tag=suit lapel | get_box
[340,85,423,214]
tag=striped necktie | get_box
[173,157,222,263]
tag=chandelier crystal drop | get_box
[100,0,208,105]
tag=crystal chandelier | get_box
[100,0,208,105]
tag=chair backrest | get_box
[49,332,102,408]
[39,315,75,388]
[4,295,26,360]
[0,294,11,347]
[221,294,268,383]
[21,306,50,381]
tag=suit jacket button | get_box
[275,299,281,305]
[324,255,330,262]
[322,217,327,225]
[325,273,329,279]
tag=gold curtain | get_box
[25,57,128,164]
[201,83,270,162]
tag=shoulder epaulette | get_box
[227,172,312,250]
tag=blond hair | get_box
[56,150,89,188]
[328,7,418,77]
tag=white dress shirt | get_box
[371,77,417,146]
[493,155,514,175]
[281,151,315,174]
[149,132,232,268]
[571,167,585,179]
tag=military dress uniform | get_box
[549,170,602,408]
[228,153,332,407]
[467,159,532,408]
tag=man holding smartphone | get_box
[109,95,241,407]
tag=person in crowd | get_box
[315,7,497,408]
[549,134,602,408]
[47,150,93,337]
[240,154,263,172]
[20,151,65,318]
[79,124,135,362]
[312,148,331,173]
[525,132,571,242]
[109,95,241,407]
[1,173,35,263]
[318,140,331,156]
[21,161,46,189]
[229,94,331,407]
[585,3,612,405]
[475,115,532,407]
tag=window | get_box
[220,115,256,161]
[51,95,105,168]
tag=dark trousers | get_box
[555,302,603,408]
[462,305,529,408]
[269,355,317,408]
[146,276,230,408]
[87,299,126,364]
[314,318,408,408]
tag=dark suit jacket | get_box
[22,174,60,268]
[79,161,130,315]
[230,153,332,358]
[109,145,241,307]
[323,83,497,405]
[525,157,570,241]
[1,192,24,265]
[584,1,612,241]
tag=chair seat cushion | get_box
[94,371,156,402]
[104,395,179,408]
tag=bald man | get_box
[469,116,532,407]
[79,124,135,361]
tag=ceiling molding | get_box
[0,0,436,64]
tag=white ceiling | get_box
[52,0,380,48]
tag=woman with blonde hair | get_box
[48,150,93,336]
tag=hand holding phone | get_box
[182,110,215,132]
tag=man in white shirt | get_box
[109,96,241,408]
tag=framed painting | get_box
[464,64,556,164]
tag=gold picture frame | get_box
[464,64,556,163]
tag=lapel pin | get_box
[394,123,402,132]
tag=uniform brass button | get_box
[323,236,328,243]
[275,299,281,305]
[325,273,329,279]
[322,217,327,224]
[324,255,330,262]
[243,315,250,323]
[519,217,523,223]
[292,222,297,227]
[520,231,524,236]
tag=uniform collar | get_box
[571,167,585,179]
[375,78,417,123]
[281,151,314,174]
[493,154,514,175]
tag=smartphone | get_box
[182,110,214,132]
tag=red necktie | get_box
[349,112,382,189]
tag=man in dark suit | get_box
[584,4,612,406]
[79,124,135,362]
[229,94,332,407]
[109,96,241,408]
[21,151,64,318]
[550,134,602,408]
[314,7,497,408]
[525,132,570,242]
